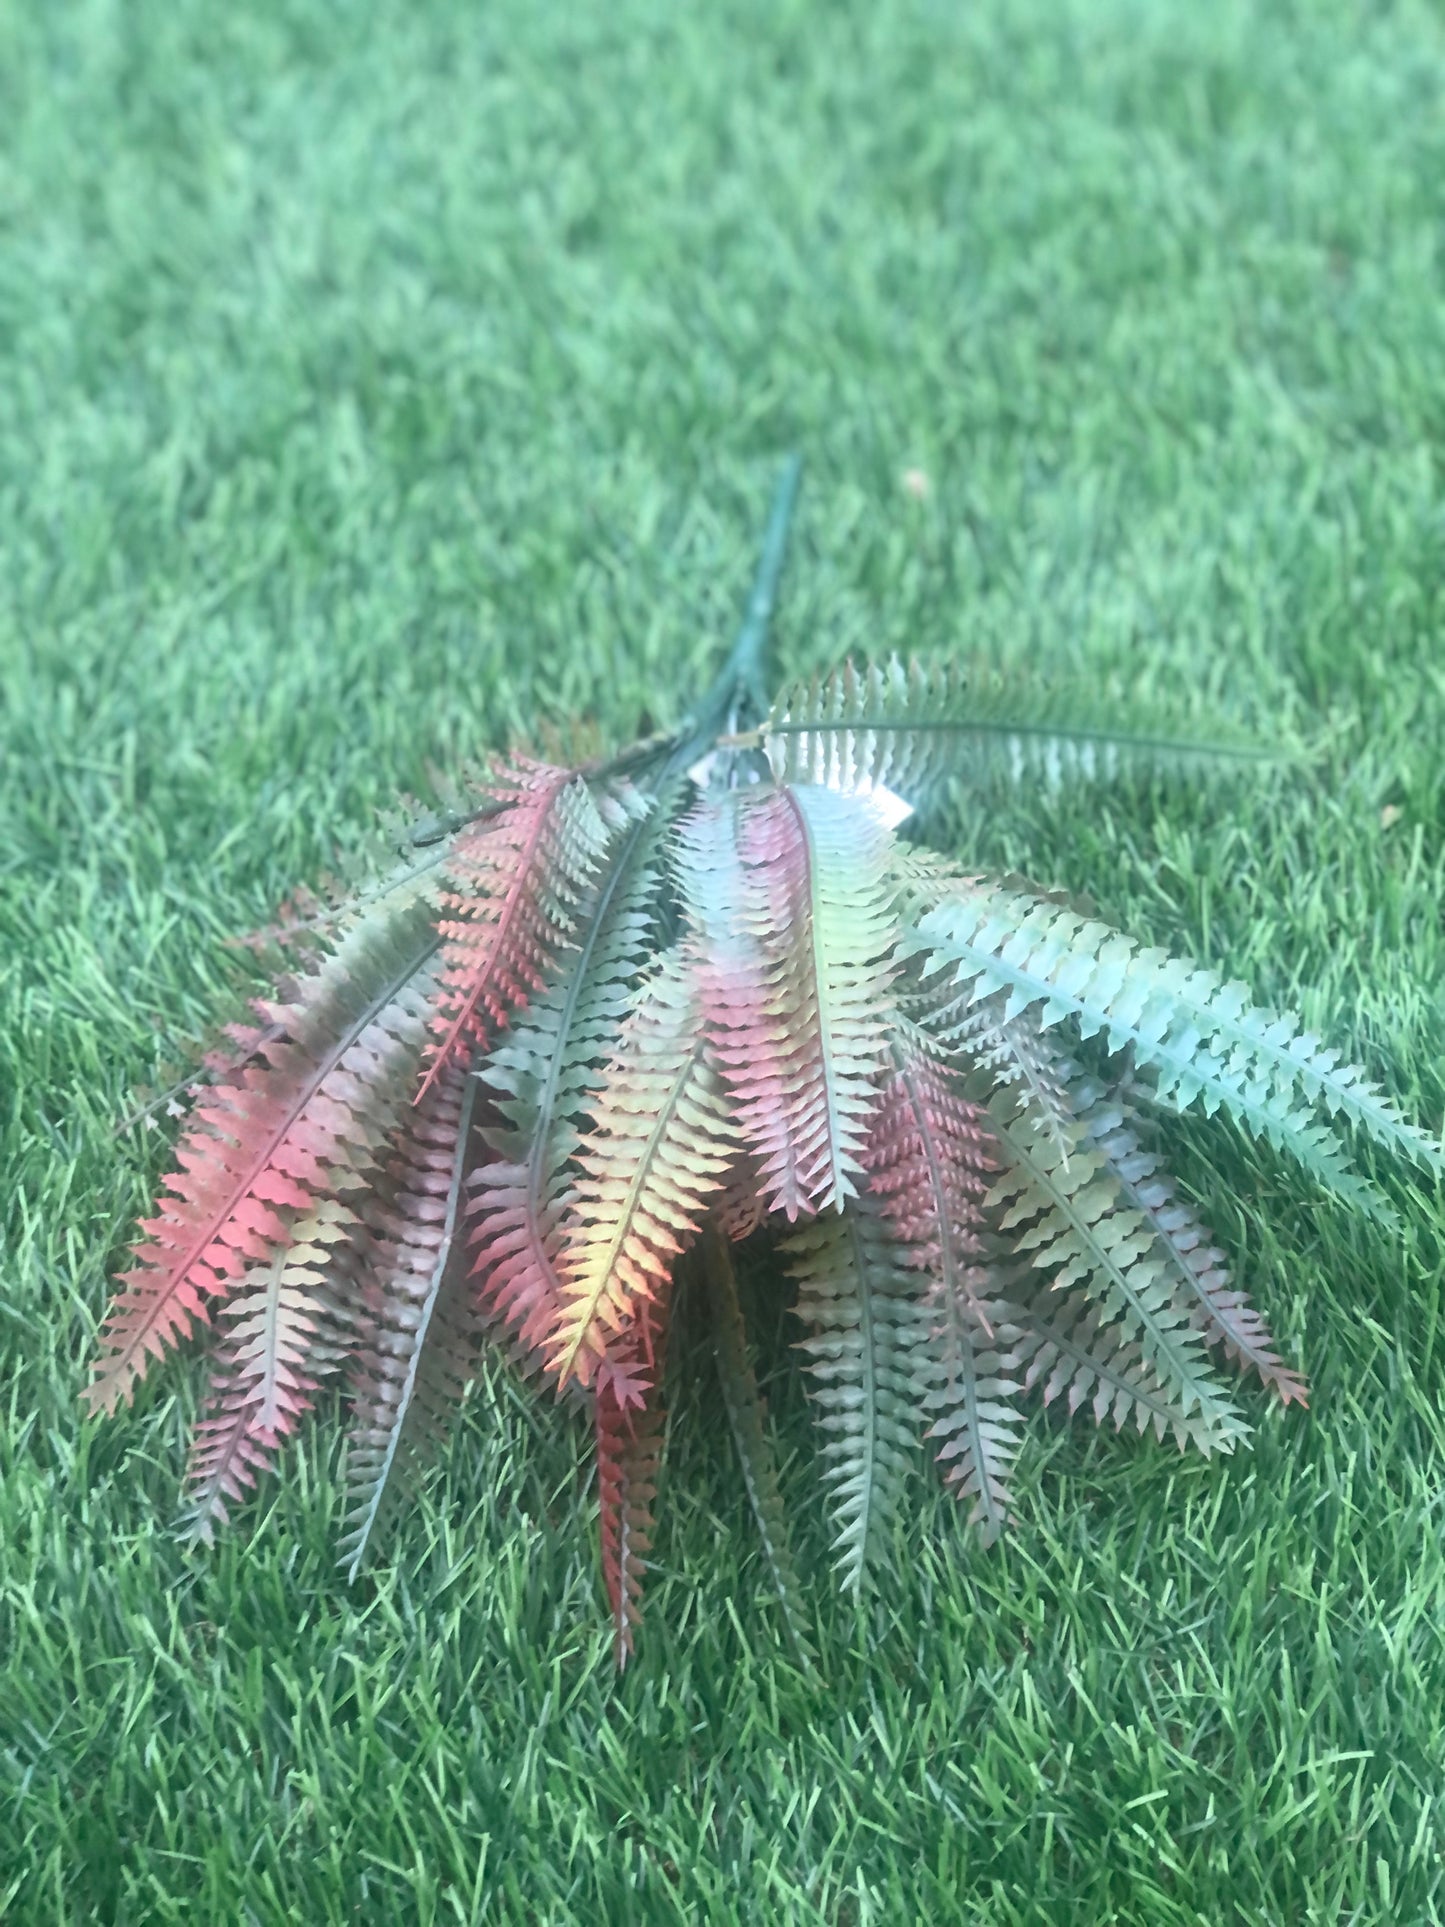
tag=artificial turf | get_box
[3,0,1445,1920]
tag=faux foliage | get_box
[87,461,1443,1668]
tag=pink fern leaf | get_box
[87,901,441,1415]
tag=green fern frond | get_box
[471,779,681,1359]
[701,1229,817,1670]
[910,881,1442,1223]
[764,657,1271,809]
[1003,1285,1212,1449]
[1073,1076,1308,1406]
[466,786,664,1361]
[984,1085,1248,1449]
[784,1196,927,1594]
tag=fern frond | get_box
[910,881,1443,1223]
[920,1286,1025,1544]
[983,1085,1247,1449]
[1003,1284,1212,1447]
[548,950,735,1389]
[912,976,1076,1152]
[182,1199,357,1543]
[764,657,1269,807]
[340,1068,481,1578]
[87,899,441,1415]
[864,1035,1024,1539]
[595,1303,668,1669]
[421,761,613,1097]
[701,1229,817,1669]
[865,1031,996,1321]
[1074,1078,1308,1406]
[682,783,897,1219]
[783,1196,926,1594]
[893,857,1092,1153]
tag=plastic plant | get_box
[87,458,1443,1668]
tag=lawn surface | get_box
[3,1,1445,1921]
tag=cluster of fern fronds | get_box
[88,480,1443,1671]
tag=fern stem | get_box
[677,453,803,762]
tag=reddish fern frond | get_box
[182,1199,357,1543]
[1075,1081,1308,1406]
[341,1068,482,1577]
[682,784,897,1219]
[421,761,612,1097]
[862,1033,1024,1540]
[465,1150,569,1364]
[865,1032,996,1322]
[595,1301,668,1669]
[87,900,441,1416]
[549,951,735,1389]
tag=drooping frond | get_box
[783,1196,927,1594]
[519,778,674,1182]
[763,657,1270,808]
[681,783,897,1219]
[182,1200,357,1543]
[701,1229,816,1669]
[595,1301,668,1670]
[984,1086,1247,1450]
[421,761,613,1096]
[340,1068,481,1578]
[548,949,735,1389]
[909,881,1445,1223]
[865,1031,996,1324]
[921,1287,1024,1544]
[864,1034,1023,1539]
[1003,1283,1213,1448]
[1074,1078,1308,1406]
[87,898,441,1415]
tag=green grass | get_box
[4,0,1445,1919]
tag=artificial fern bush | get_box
[88,461,1442,1669]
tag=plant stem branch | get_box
[671,454,803,771]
